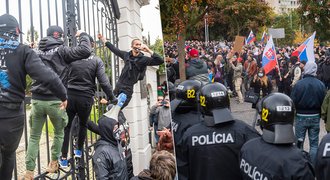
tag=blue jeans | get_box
[295,114,320,165]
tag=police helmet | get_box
[259,92,295,144]
[168,81,175,100]
[199,82,234,124]
[170,80,202,111]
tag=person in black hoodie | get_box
[87,104,134,179]
[23,26,92,179]
[99,35,164,108]
[92,114,128,180]
[0,14,67,180]
[60,36,116,168]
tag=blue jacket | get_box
[291,75,326,114]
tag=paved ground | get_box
[230,98,327,150]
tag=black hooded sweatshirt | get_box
[93,116,128,180]
[30,33,91,100]
[0,35,67,118]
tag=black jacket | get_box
[240,137,315,180]
[93,116,128,180]
[172,108,201,173]
[130,169,153,180]
[0,36,66,118]
[105,42,164,88]
[179,119,260,180]
[67,53,114,100]
[30,33,91,100]
[316,133,330,180]
[291,75,326,114]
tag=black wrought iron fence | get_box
[0,0,120,179]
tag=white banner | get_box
[268,28,285,39]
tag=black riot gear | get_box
[170,80,202,111]
[198,82,233,124]
[259,92,296,144]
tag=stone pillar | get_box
[117,0,157,175]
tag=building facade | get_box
[265,0,299,14]
[117,0,160,175]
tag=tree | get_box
[26,26,39,47]
[160,0,216,80]
[208,0,273,40]
[298,0,330,43]
[149,38,165,75]
[271,10,301,46]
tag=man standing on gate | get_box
[99,35,164,108]
[0,14,68,180]
[60,36,117,169]
[24,26,93,179]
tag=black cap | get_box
[0,14,23,35]
[87,35,94,43]
[47,26,64,38]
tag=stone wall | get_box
[117,0,159,174]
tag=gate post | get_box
[116,0,153,175]
[66,0,77,47]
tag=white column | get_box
[117,0,154,175]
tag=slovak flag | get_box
[291,32,316,62]
[261,31,267,44]
[262,36,277,75]
[246,30,256,45]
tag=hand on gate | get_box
[60,100,67,110]
[75,30,84,37]
[98,33,107,44]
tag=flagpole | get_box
[273,37,282,79]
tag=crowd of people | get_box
[161,39,330,179]
[0,13,173,180]
[164,40,330,95]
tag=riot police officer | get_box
[315,133,330,180]
[239,93,315,180]
[171,80,202,180]
[179,82,260,180]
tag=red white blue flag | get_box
[291,32,316,62]
[262,36,277,75]
[260,31,268,44]
[246,30,256,45]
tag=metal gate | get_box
[0,0,120,179]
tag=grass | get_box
[42,105,101,140]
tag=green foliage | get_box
[26,75,32,95]
[95,45,112,80]
[271,11,301,46]
[150,38,165,75]
[209,0,273,40]
[297,0,330,43]
[43,104,100,138]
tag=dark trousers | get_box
[0,114,24,180]
[113,83,133,109]
[61,94,94,158]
